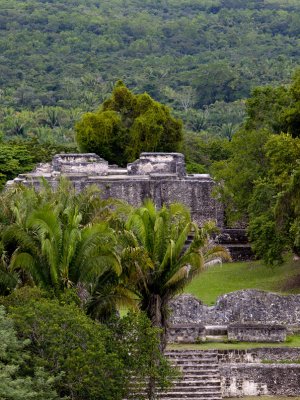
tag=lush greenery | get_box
[213,71,300,264]
[0,0,299,112]
[3,291,176,400]
[0,180,229,399]
[0,305,61,400]
[0,0,300,176]
[118,200,230,350]
[185,259,300,305]
[76,82,183,165]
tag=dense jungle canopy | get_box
[0,0,300,113]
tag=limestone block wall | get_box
[127,152,186,177]
[52,153,109,175]
[167,324,206,343]
[227,324,287,342]
[6,152,224,228]
[217,348,300,363]
[169,290,300,329]
[220,364,300,397]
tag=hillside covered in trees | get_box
[1,0,300,140]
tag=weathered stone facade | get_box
[220,364,300,397]
[167,323,206,343]
[7,152,224,228]
[217,348,300,363]
[166,349,300,398]
[227,323,287,343]
[169,290,300,330]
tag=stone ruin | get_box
[167,290,300,343]
[7,152,224,228]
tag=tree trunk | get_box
[146,293,164,400]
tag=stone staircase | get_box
[160,349,222,400]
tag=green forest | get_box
[1,0,300,398]
[1,0,300,143]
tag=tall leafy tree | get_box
[75,81,183,166]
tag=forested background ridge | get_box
[1,0,299,114]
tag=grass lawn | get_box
[185,258,300,305]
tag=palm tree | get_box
[120,200,231,349]
[0,179,121,296]
[112,200,230,400]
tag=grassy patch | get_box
[185,259,300,305]
[167,335,300,350]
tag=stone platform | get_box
[7,152,224,228]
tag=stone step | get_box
[160,349,222,400]
[163,384,221,391]
[166,355,218,360]
[159,396,222,400]
[158,393,222,400]
[158,390,222,397]
[169,358,219,363]
[172,379,221,385]
[176,373,221,378]
[166,350,218,355]
[173,363,219,368]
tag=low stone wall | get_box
[227,323,287,342]
[217,348,300,363]
[169,290,300,329]
[167,324,206,343]
[220,363,300,397]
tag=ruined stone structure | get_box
[169,290,300,330]
[7,152,224,228]
[165,349,300,399]
[227,323,287,343]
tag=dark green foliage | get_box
[0,142,34,189]
[0,0,299,111]
[0,305,61,400]
[113,312,178,399]
[214,72,300,264]
[4,291,176,400]
[118,200,230,349]
[9,298,126,400]
[0,138,77,190]
[76,82,183,165]
[184,132,231,173]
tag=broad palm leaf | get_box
[0,179,122,295]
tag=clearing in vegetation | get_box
[185,258,300,305]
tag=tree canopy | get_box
[213,71,300,264]
[75,82,183,165]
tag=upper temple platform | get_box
[6,152,224,227]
